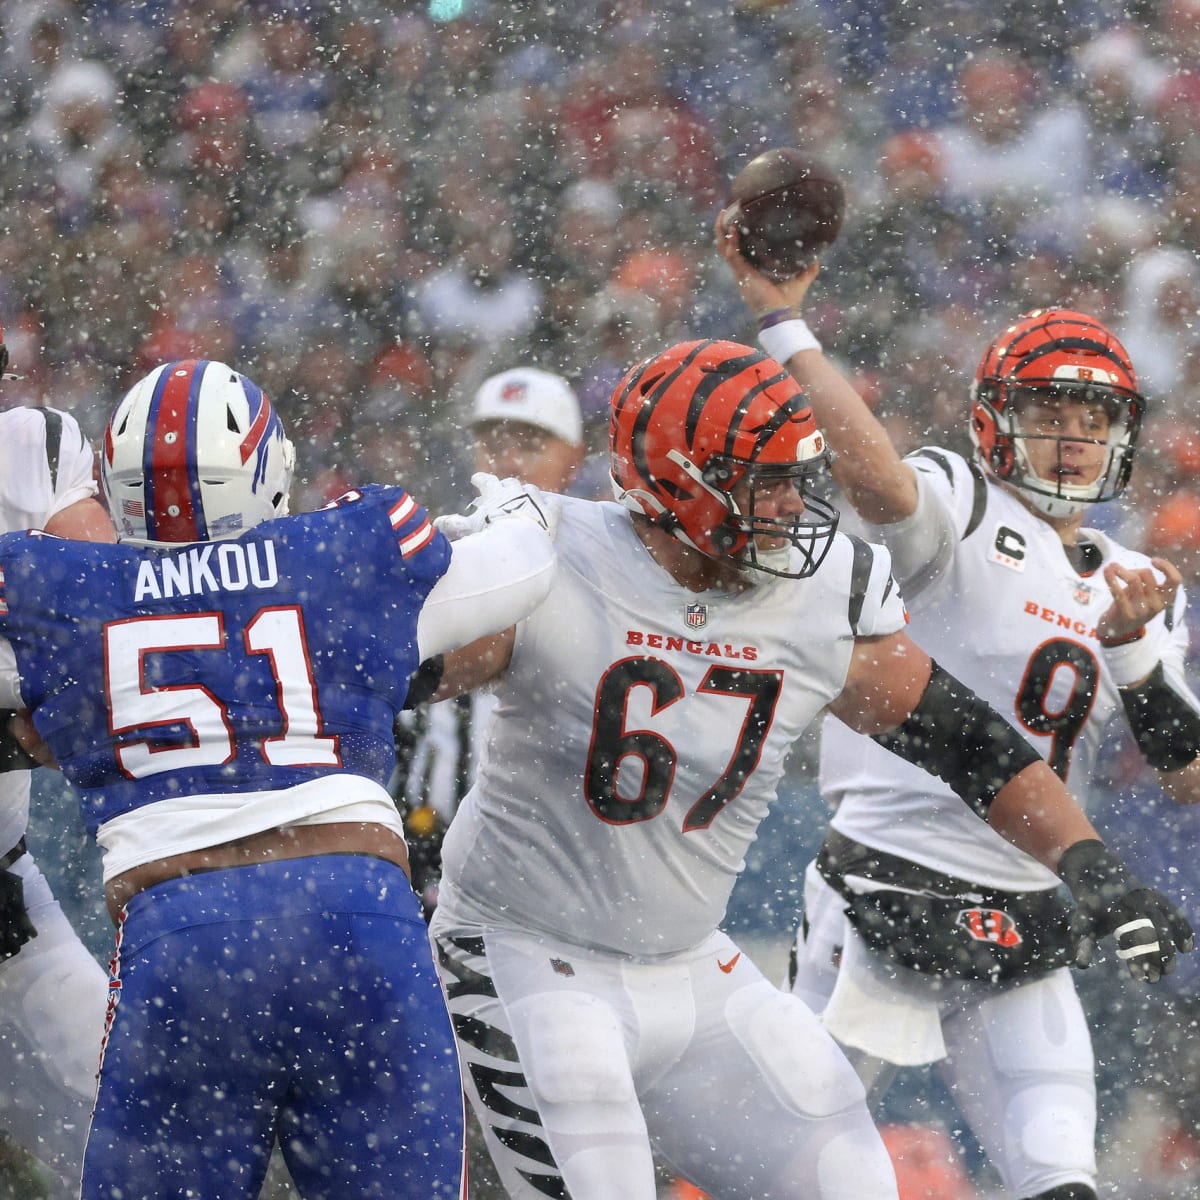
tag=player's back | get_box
[0,485,449,836]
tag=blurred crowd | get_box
[2,0,1200,1197]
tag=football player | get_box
[425,337,1192,1200]
[0,358,558,1200]
[0,334,114,1196]
[717,218,1200,1200]
[392,365,585,916]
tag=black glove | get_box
[1059,839,1195,983]
[0,342,8,378]
[0,869,36,961]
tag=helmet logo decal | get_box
[238,377,286,495]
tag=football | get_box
[726,148,845,281]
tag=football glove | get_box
[0,869,36,961]
[435,472,559,540]
[1059,839,1195,983]
[0,340,18,382]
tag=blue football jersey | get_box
[0,485,450,835]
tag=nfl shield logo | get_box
[686,603,707,629]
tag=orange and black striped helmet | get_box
[970,309,1145,518]
[609,339,838,577]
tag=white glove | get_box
[434,473,560,541]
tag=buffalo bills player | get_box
[718,221,1200,1200]
[0,328,113,1196]
[0,358,557,1200]
[424,337,1191,1200]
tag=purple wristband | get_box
[757,308,797,330]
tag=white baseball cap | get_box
[471,367,584,448]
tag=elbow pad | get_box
[871,662,1041,818]
[1119,663,1200,771]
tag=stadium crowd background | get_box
[1,0,1199,1196]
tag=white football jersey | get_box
[822,448,1189,891]
[436,496,907,956]
[0,406,98,854]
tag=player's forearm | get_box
[777,347,918,526]
[985,762,1102,872]
[1156,757,1200,804]
[417,521,553,660]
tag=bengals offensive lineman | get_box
[718,219,1200,1200]
[426,337,1190,1200]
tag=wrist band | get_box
[758,318,821,363]
[1101,630,1160,688]
[756,307,796,329]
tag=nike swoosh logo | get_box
[718,953,741,974]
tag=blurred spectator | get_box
[1117,245,1200,410]
[1072,25,1170,201]
[1152,69,1200,174]
[822,129,975,363]
[931,50,1090,257]
[25,58,127,229]
[0,1,78,126]
[613,248,699,340]
[415,198,543,352]
[235,12,332,160]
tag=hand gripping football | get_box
[726,148,845,281]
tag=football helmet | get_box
[103,359,295,546]
[970,309,1145,519]
[610,339,838,578]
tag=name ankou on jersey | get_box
[133,541,279,602]
[1023,600,1097,639]
[625,630,759,660]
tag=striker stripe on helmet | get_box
[144,359,208,543]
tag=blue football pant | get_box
[82,855,465,1199]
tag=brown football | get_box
[726,148,845,281]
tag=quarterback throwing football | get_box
[719,216,1200,1200]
